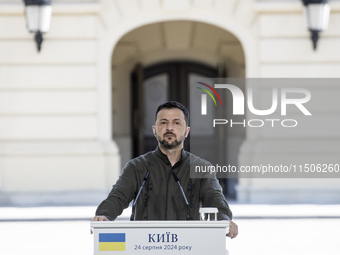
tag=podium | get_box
[91,221,229,255]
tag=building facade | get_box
[0,0,340,205]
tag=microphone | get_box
[172,172,191,220]
[130,171,150,221]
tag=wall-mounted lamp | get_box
[302,0,330,50]
[24,0,52,52]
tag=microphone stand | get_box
[130,171,150,221]
[172,172,191,220]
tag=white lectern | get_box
[91,221,229,255]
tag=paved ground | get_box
[0,204,339,255]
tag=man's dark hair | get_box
[155,101,189,126]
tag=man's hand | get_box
[227,220,238,239]
[92,215,109,221]
[90,215,109,234]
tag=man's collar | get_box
[154,146,188,163]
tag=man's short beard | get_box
[159,138,182,149]
[155,132,185,149]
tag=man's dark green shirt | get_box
[96,147,233,221]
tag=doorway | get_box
[111,21,246,199]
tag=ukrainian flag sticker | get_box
[99,233,126,251]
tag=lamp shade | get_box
[24,0,52,33]
[303,0,330,32]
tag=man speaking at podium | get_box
[93,101,238,239]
